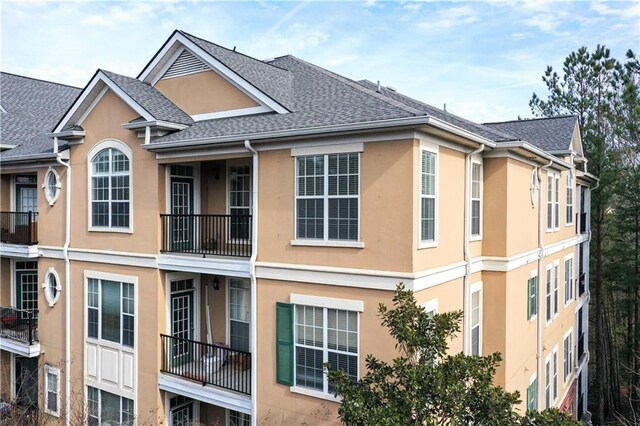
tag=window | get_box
[229,279,250,352]
[545,357,551,409]
[471,162,482,238]
[43,267,61,307]
[420,150,437,243]
[87,386,134,425]
[566,172,574,225]
[564,258,573,304]
[90,146,131,229]
[545,267,552,323]
[547,175,553,231]
[44,365,60,417]
[553,264,559,317]
[547,173,560,230]
[87,278,135,347]
[527,275,538,320]
[295,153,359,241]
[554,176,560,229]
[43,167,61,205]
[229,410,251,426]
[527,376,537,412]
[228,165,252,240]
[294,305,358,393]
[564,332,574,382]
[552,348,559,403]
[421,299,438,318]
[470,283,483,356]
[16,261,38,316]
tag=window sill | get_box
[418,241,438,249]
[89,226,133,234]
[528,315,537,323]
[290,239,364,248]
[290,386,341,402]
[469,235,482,242]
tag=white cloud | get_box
[418,5,479,30]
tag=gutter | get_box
[55,153,72,426]
[244,140,258,425]
[143,115,497,152]
[463,144,484,354]
[492,141,573,170]
[536,159,553,410]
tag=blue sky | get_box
[1,1,638,122]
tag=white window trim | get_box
[290,293,364,312]
[290,301,360,399]
[544,353,552,409]
[421,298,438,315]
[290,142,364,157]
[42,166,62,206]
[419,141,439,249]
[42,266,62,307]
[528,269,538,322]
[527,373,538,411]
[553,260,560,319]
[292,152,361,244]
[44,365,61,417]
[564,254,574,307]
[566,171,574,226]
[470,158,483,241]
[545,264,553,326]
[563,327,574,384]
[552,345,559,405]
[87,139,134,233]
[554,175,561,231]
[546,171,560,232]
[470,281,483,356]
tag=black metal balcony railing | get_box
[161,334,251,395]
[578,273,586,296]
[0,212,38,245]
[0,306,38,344]
[160,214,252,258]
[579,212,588,234]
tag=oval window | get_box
[43,268,61,307]
[43,168,61,205]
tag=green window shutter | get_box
[276,302,294,386]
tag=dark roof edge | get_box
[0,71,83,90]
[483,114,578,125]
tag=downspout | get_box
[55,153,71,426]
[244,140,258,425]
[536,160,553,410]
[463,144,484,355]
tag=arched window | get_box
[90,142,131,230]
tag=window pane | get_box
[421,198,435,241]
[295,347,323,390]
[92,202,109,227]
[101,280,121,344]
[328,352,358,392]
[297,199,324,239]
[471,200,480,235]
[101,390,120,424]
[328,198,358,240]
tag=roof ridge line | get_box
[285,55,425,116]
[0,71,83,90]
[178,30,292,74]
[483,114,577,125]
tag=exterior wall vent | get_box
[162,49,209,79]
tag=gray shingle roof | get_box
[0,72,81,156]
[180,31,295,111]
[101,70,193,125]
[483,115,578,151]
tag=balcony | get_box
[0,306,40,357]
[0,212,39,258]
[579,212,588,234]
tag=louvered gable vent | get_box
[162,49,209,79]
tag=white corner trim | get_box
[290,239,364,249]
[290,293,364,312]
[192,105,272,121]
[291,142,364,157]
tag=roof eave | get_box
[493,141,573,169]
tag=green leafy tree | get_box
[326,284,580,426]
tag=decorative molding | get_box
[192,105,272,121]
[0,338,40,358]
[290,293,364,312]
[0,243,40,259]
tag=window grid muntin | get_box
[87,278,135,348]
[471,162,482,237]
[91,147,130,229]
[566,172,573,224]
[421,150,437,242]
[295,153,359,241]
[294,305,359,394]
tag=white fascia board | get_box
[121,120,189,131]
[425,116,497,148]
[139,33,286,114]
[54,71,155,133]
[494,141,573,170]
[191,105,272,121]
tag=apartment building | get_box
[0,30,595,425]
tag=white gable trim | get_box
[139,33,288,114]
[54,71,154,133]
[191,105,272,121]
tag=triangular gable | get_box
[137,31,288,115]
[53,70,154,134]
[570,121,584,156]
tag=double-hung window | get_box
[90,145,131,230]
[88,278,135,347]
[527,376,538,411]
[547,175,553,231]
[275,295,361,397]
[87,386,134,425]
[545,356,551,408]
[545,266,552,323]
[564,258,573,304]
[527,275,538,320]
[552,348,559,403]
[44,365,60,417]
[553,263,559,317]
[420,149,437,244]
[471,162,482,239]
[554,175,560,229]
[470,282,483,356]
[547,173,560,230]
[295,153,359,241]
[566,172,574,225]
[564,331,574,382]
